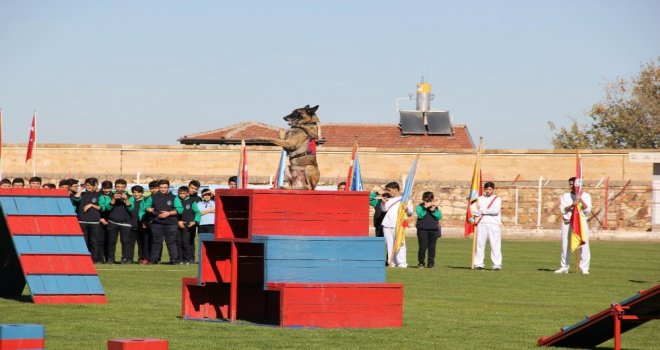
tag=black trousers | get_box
[107,222,134,262]
[374,225,384,238]
[417,229,440,265]
[177,224,197,263]
[150,223,178,263]
[101,223,109,262]
[80,222,103,263]
[135,227,151,261]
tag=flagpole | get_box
[470,137,483,270]
[575,149,580,273]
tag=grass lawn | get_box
[1,238,658,349]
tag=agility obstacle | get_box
[181,189,403,328]
[107,338,168,350]
[0,324,44,350]
[537,284,659,349]
[0,189,106,304]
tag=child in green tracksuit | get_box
[415,191,442,268]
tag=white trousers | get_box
[560,222,590,272]
[474,224,502,268]
[383,227,407,267]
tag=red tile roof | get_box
[178,122,474,149]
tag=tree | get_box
[549,59,660,149]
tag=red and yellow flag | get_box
[464,139,483,237]
[570,150,587,251]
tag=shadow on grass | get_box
[445,266,472,270]
[0,295,32,303]
[629,280,648,284]
[537,268,556,272]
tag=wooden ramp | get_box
[537,284,660,349]
[0,189,107,304]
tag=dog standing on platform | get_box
[260,105,321,190]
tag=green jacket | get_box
[416,204,442,220]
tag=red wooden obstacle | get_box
[107,339,168,350]
[182,189,404,328]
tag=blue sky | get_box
[1,1,658,149]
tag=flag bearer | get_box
[380,182,413,268]
[471,182,503,271]
[554,177,592,274]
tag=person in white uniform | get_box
[471,182,503,271]
[555,177,591,274]
[380,181,413,268]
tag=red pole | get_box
[612,304,623,350]
[230,242,238,322]
[614,312,621,350]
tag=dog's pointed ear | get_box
[308,105,319,114]
[303,104,310,109]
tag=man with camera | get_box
[105,178,135,264]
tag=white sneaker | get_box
[581,270,589,275]
[397,264,408,268]
[554,268,569,274]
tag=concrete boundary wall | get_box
[1,144,657,184]
[0,144,657,234]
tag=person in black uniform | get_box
[99,180,114,263]
[130,185,148,265]
[72,177,103,263]
[144,179,183,264]
[176,186,201,265]
[415,191,442,268]
[369,186,387,238]
[105,178,134,264]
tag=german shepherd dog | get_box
[261,105,321,190]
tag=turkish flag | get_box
[25,113,36,162]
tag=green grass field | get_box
[1,238,658,349]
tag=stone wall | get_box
[392,181,652,232]
[1,143,656,231]
[1,144,657,183]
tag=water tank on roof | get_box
[398,78,453,136]
[416,81,431,112]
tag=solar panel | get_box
[426,111,453,135]
[399,111,426,134]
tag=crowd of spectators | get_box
[0,175,233,265]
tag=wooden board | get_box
[268,283,404,328]
[214,189,369,240]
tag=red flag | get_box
[236,138,248,189]
[570,150,586,251]
[26,113,36,162]
[464,140,483,237]
[345,139,358,191]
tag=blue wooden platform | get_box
[252,235,385,284]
